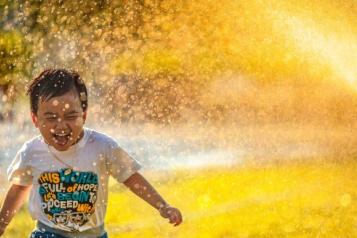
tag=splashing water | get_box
[276,13,357,88]
[0,1,357,171]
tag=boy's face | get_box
[31,89,87,151]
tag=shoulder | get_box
[86,128,119,148]
[9,135,44,166]
[19,135,45,153]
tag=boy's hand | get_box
[0,184,31,237]
[123,173,182,226]
[159,205,182,226]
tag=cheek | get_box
[38,124,53,137]
[74,117,84,126]
[38,121,49,130]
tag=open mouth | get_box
[52,132,72,146]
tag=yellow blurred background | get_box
[1,0,357,237]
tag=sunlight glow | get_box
[280,14,357,87]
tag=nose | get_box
[54,117,70,132]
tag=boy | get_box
[0,69,182,238]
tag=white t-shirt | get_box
[7,128,141,234]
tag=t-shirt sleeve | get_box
[7,143,33,186]
[106,140,141,183]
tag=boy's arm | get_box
[123,172,182,226]
[0,184,32,236]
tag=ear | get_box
[82,111,87,123]
[31,112,39,128]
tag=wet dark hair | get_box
[27,69,88,114]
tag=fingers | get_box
[159,206,183,226]
[168,209,182,226]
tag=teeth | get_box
[55,134,70,137]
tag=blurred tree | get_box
[1,0,356,124]
[0,0,35,120]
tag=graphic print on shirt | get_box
[38,168,98,231]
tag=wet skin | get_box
[31,89,87,151]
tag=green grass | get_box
[2,159,357,237]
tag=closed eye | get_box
[65,111,80,120]
[45,116,57,121]
[44,112,57,121]
[65,116,78,120]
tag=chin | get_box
[47,138,72,151]
[55,145,70,151]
